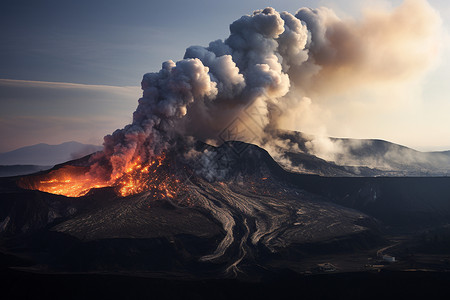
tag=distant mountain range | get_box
[0,142,102,177]
[0,141,102,166]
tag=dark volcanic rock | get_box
[286,175,450,228]
[1,140,450,278]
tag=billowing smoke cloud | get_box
[293,0,441,94]
[273,0,442,156]
[87,0,443,179]
[89,58,218,179]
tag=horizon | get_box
[1,131,450,156]
[1,0,450,152]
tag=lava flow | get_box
[18,154,180,198]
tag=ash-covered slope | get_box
[276,130,450,176]
[1,141,450,277]
[0,141,382,276]
[280,151,380,177]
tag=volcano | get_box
[2,141,450,299]
[2,3,450,297]
[0,142,378,274]
[2,140,450,279]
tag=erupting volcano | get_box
[4,4,450,297]
[16,1,442,201]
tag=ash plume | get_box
[86,0,442,179]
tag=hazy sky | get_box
[1,0,449,152]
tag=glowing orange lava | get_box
[19,154,179,198]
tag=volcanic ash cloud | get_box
[89,0,442,179]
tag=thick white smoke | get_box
[88,0,442,179]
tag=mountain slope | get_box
[276,130,450,176]
[0,142,383,276]
[1,140,450,278]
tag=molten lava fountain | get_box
[19,153,180,199]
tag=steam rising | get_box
[87,0,442,179]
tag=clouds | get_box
[273,0,445,154]
[292,0,442,95]
[1,0,448,158]
[0,79,140,152]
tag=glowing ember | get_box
[19,154,180,198]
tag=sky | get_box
[1,0,450,153]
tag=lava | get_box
[18,154,180,198]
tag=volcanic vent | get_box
[17,150,190,202]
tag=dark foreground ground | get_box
[1,267,450,300]
[2,143,450,299]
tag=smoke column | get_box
[87,0,442,178]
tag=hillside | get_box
[275,130,450,176]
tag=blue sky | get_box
[1,0,449,152]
